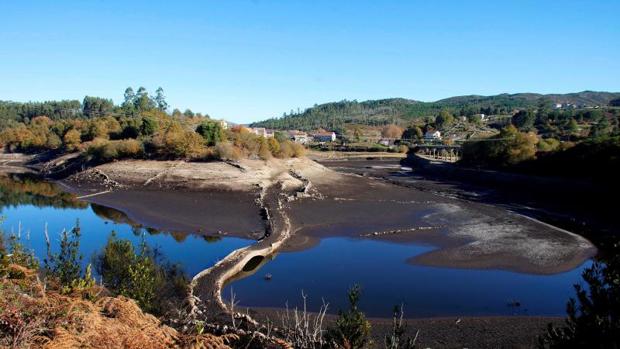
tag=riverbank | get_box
[247,306,563,348]
[0,153,596,275]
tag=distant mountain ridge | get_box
[252,91,620,131]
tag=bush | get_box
[326,285,371,349]
[94,232,187,315]
[538,138,561,152]
[43,220,96,295]
[151,124,206,159]
[539,242,620,348]
[86,139,143,162]
[291,142,306,157]
[461,125,538,167]
[215,142,242,161]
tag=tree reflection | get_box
[0,174,87,209]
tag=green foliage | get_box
[82,96,114,118]
[44,221,86,290]
[461,125,538,167]
[435,110,454,130]
[94,232,188,315]
[140,117,159,136]
[327,284,372,349]
[537,138,561,152]
[512,110,536,131]
[250,92,620,131]
[154,87,168,112]
[539,242,620,348]
[195,120,224,146]
[86,139,143,162]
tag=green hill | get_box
[251,91,620,131]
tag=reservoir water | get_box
[0,174,589,318]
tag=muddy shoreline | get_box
[247,306,563,349]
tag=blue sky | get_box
[1,1,618,124]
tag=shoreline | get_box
[246,306,564,348]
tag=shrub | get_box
[62,129,82,151]
[278,140,295,158]
[86,138,143,162]
[43,220,95,295]
[258,138,272,160]
[326,284,371,349]
[152,123,206,159]
[539,242,620,348]
[461,125,538,167]
[140,117,159,136]
[94,232,188,315]
[268,137,281,154]
[291,142,306,157]
[215,142,242,161]
[538,138,561,152]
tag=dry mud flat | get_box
[64,157,596,275]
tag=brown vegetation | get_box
[0,111,306,164]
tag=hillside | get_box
[251,91,620,131]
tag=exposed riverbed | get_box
[0,156,596,319]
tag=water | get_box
[223,238,590,317]
[0,175,589,318]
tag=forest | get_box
[0,87,304,163]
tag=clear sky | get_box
[1,1,618,124]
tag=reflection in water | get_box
[0,174,595,318]
[90,203,222,243]
[0,173,87,209]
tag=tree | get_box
[402,125,423,141]
[123,87,136,114]
[512,110,536,131]
[381,124,404,139]
[82,96,114,118]
[183,109,194,118]
[63,129,82,151]
[567,118,579,136]
[154,87,168,112]
[172,108,182,118]
[461,125,538,167]
[134,87,155,113]
[435,110,454,129]
[195,120,224,146]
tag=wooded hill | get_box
[251,91,620,131]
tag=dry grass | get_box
[0,264,238,349]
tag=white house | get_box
[424,130,442,141]
[312,131,336,143]
[251,127,274,138]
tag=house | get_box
[251,127,274,138]
[424,130,442,141]
[288,130,310,144]
[312,131,336,143]
[218,120,228,130]
[378,138,394,146]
